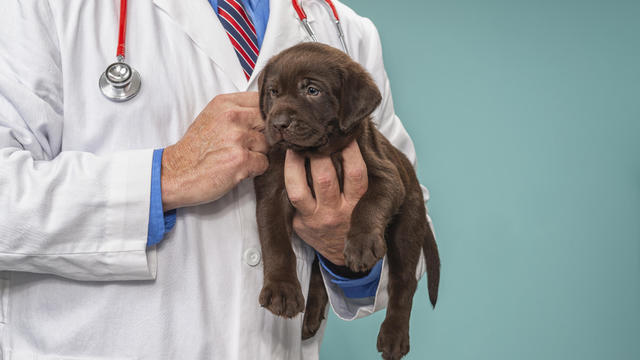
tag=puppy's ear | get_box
[339,63,382,132]
[258,65,272,120]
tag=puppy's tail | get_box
[423,223,440,308]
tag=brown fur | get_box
[254,43,440,360]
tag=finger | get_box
[246,151,269,177]
[310,156,341,208]
[202,93,255,120]
[284,149,316,215]
[218,91,259,108]
[246,130,269,154]
[342,140,368,203]
[231,107,265,131]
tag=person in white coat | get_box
[0,0,431,359]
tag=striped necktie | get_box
[217,0,260,80]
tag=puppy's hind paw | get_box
[259,280,305,318]
[301,304,325,340]
[343,231,386,273]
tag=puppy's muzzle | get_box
[271,113,292,131]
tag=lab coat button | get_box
[244,248,261,266]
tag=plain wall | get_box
[320,0,640,359]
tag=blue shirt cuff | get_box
[317,253,383,299]
[147,148,177,247]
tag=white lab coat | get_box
[0,0,430,359]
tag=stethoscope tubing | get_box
[292,0,349,55]
[100,0,348,102]
[116,0,128,61]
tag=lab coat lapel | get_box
[152,0,247,90]
[248,0,309,88]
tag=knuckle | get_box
[346,166,366,181]
[356,185,368,197]
[209,94,230,111]
[287,189,305,205]
[230,128,246,143]
[288,197,302,207]
[239,148,251,163]
[221,109,239,124]
[229,146,249,165]
[315,176,335,189]
[218,110,232,124]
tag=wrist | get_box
[317,253,372,279]
[161,145,184,211]
[302,233,346,266]
[317,248,345,266]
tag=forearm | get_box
[0,147,157,281]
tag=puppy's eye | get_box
[306,86,320,96]
[269,88,279,97]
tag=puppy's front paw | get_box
[343,231,386,273]
[377,318,410,360]
[259,280,305,318]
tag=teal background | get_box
[320,0,640,359]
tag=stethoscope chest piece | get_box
[99,61,141,102]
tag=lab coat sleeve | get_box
[319,12,432,321]
[318,255,382,298]
[147,149,177,246]
[0,0,157,281]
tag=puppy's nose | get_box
[272,114,292,131]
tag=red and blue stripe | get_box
[217,0,260,79]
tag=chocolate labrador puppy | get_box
[254,42,440,360]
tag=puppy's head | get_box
[258,43,382,155]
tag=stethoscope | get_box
[292,0,349,56]
[99,0,347,102]
[99,0,141,102]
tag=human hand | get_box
[161,92,269,211]
[285,140,368,265]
